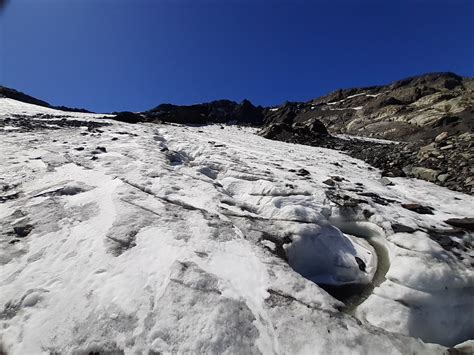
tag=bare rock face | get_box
[264,72,473,142]
[112,111,144,124]
[260,72,473,194]
[260,118,328,141]
[144,99,264,125]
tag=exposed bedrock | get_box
[259,72,473,194]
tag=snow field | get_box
[0,99,472,353]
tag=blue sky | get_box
[1,0,473,113]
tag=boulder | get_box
[13,223,33,237]
[322,178,335,186]
[445,218,474,231]
[437,173,449,183]
[417,143,438,158]
[305,118,329,135]
[401,203,434,215]
[391,223,416,233]
[379,177,394,186]
[435,131,449,143]
[296,168,311,176]
[411,167,440,182]
[259,123,292,139]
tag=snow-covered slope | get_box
[0,97,110,119]
[0,98,473,354]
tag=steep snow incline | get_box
[0,97,110,119]
[0,99,472,354]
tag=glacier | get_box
[0,98,473,354]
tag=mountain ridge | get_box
[0,86,92,114]
[2,71,472,121]
[2,71,473,193]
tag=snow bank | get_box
[1,98,472,353]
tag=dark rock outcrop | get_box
[0,86,92,113]
[260,119,328,140]
[391,223,416,233]
[401,203,434,215]
[13,223,33,238]
[145,99,264,125]
[0,116,110,131]
[0,86,51,107]
[445,218,474,231]
[112,111,144,124]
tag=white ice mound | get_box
[285,224,376,286]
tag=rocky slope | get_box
[260,72,474,194]
[264,72,472,140]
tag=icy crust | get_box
[284,224,377,286]
[0,97,112,120]
[0,99,473,353]
[356,230,473,346]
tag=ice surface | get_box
[0,97,112,119]
[285,224,376,286]
[0,99,472,354]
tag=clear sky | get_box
[1,0,473,113]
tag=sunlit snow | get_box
[0,98,472,354]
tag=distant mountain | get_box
[0,86,92,113]
[145,99,264,125]
[4,72,472,135]
[132,72,473,142]
[263,72,473,141]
